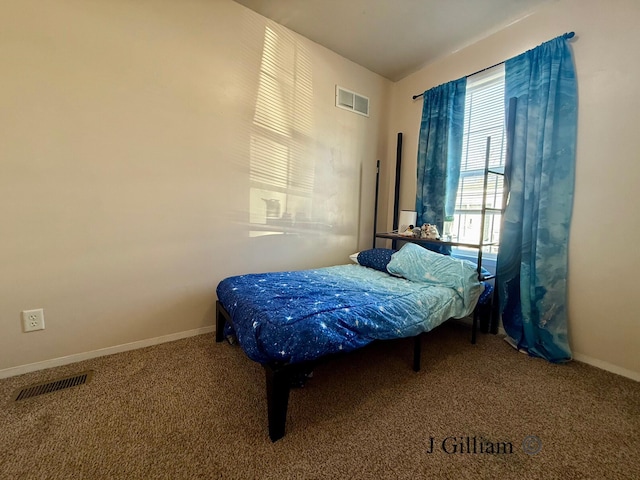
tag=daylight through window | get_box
[448,64,506,255]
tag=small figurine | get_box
[420,223,440,240]
[399,224,415,236]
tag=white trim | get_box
[0,326,215,380]
[4,324,637,383]
[572,352,640,382]
[461,321,639,382]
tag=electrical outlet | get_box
[22,309,45,332]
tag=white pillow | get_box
[349,252,360,264]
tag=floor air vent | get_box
[13,370,94,401]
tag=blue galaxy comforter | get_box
[216,245,482,365]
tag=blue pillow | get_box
[386,243,476,284]
[356,248,395,273]
[386,243,482,310]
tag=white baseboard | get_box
[460,319,639,382]
[3,324,637,383]
[572,352,640,382]
[0,326,215,380]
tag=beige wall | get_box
[0,0,391,372]
[2,0,638,379]
[386,0,640,376]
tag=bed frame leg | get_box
[215,301,226,343]
[264,364,291,442]
[471,308,479,345]
[413,334,422,372]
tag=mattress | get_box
[216,251,482,364]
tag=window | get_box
[447,64,506,256]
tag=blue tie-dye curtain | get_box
[415,78,466,255]
[497,33,577,362]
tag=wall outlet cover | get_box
[22,309,45,332]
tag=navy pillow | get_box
[357,248,396,273]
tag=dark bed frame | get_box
[214,133,497,442]
[215,299,484,442]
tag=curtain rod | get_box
[411,31,575,100]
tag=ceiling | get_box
[234,0,553,81]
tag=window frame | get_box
[450,64,506,261]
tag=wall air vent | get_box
[335,86,369,117]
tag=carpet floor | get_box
[1,322,638,479]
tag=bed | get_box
[215,243,489,441]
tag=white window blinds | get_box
[451,64,506,249]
